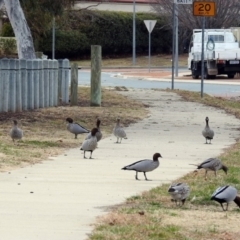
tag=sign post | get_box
[144,20,157,73]
[193,1,215,98]
[172,0,193,86]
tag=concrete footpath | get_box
[0,89,240,240]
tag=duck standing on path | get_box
[113,118,127,143]
[85,118,102,142]
[66,117,89,139]
[168,182,190,206]
[190,158,228,180]
[80,128,98,159]
[122,153,162,181]
[211,185,240,211]
[202,116,214,144]
[9,120,23,144]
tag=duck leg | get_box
[89,151,93,159]
[204,170,208,180]
[116,138,119,143]
[75,134,77,139]
[135,171,139,180]
[143,172,149,181]
[84,151,87,159]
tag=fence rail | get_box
[0,58,70,113]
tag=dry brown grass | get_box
[72,54,188,68]
[0,87,148,171]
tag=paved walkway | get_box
[0,89,240,240]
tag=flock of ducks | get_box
[8,115,239,211]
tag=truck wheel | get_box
[191,65,199,79]
[204,71,210,79]
[192,73,199,79]
[227,74,235,79]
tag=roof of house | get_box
[83,0,156,3]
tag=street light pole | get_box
[171,2,176,90]
[132,0,136,65]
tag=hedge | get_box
[39,11,172,58]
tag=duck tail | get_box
[234,196,240,208]
[122,166,127,170]
[80,148,83,151]
[124,137,128,139]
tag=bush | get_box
[1,23,15,37]
[38,11,171,58]
[0,38,17,55]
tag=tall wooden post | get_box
[90,45,101,106]
[70,63,78,106]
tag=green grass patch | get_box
[24,140,59,148]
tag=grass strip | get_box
[89,90,240,240]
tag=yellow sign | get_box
[193,1,215,17]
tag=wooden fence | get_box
[0,58,70,113]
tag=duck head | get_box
[153,153,162,161]
[66,117,73,123]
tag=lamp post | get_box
[132,0,136,65]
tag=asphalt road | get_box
[78,70,240,97]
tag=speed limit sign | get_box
[193,1,215,17]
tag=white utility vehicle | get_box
[188,29,240,79]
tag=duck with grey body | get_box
[202,116,214,144]
[168,182,190,206]
[122,153,162,181]
[80,128,98,159]
[10,120,23,143]
[66,117,89,139]
[190,158,228,180]
[85,118,102,142]
[113,118,127,143]
[211,185,240,211]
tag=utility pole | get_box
[132,0,136,65]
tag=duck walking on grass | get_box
[190,158,228,180]
[66,117,89,139]
[85,118,102,142]
[168,182,190,206]
[10,120,23,144]
[202,116,214,144]
[113,118,127,143]
[121,153,162,181]
[211,186,240,211]
[80,128,98,159]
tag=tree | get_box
[3,0,36,59]
[152,0,240,30]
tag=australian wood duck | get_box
[66,117,89,139]
[80,128,98,159]
[190,158,228,180]
[168,182,190,206]
[113,118,127,143]
[202,117,214,144]
[211,185,240,211]
[121,153,162,180]
[85,118,102,142]
[9,120,23,143]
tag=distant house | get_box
[74,0,157,13]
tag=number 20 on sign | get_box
[193,1,215,17]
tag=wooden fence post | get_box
[70,63,78,106]
[90,45,102,106]
[33,59,40,109]
[53,60,59,106]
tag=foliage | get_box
[1,23,15,37]
[0,37,17,55]
[39,10,171,58]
